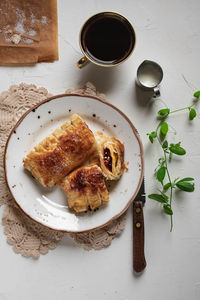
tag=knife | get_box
[133,178,146,272]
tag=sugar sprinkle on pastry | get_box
[61,164,109,213]
[23,114,97,187]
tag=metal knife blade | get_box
[133,177,147,272]
[134,178,146,205]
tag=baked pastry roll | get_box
[96,133,124,180]
[23,114,97,187]
[61,164,109,213]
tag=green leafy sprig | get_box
[147,91,200,231]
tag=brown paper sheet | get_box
[0,0,58,64]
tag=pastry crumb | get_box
[96,131,103,135]
[124,161,129,172]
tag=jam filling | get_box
[104,148,112,172]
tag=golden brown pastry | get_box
[96,132,124,180]
[23,114,97,187]
[61,164,109,213]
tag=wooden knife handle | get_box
[133,201,146,272]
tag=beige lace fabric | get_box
[2,205,64,257]
[0,82,126,257]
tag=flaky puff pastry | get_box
[61,164,109,213]
[96,133,124,180]
[23,114,97,187]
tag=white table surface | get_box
[1,0,200,299]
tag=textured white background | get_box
[1,0,200,299]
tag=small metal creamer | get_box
[136,60,163,97]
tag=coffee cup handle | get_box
[77,56,89,68]
[153,87,160,98]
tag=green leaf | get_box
[157,167,166,182]
[163,182,171,190]
[175,142,181,147]
[148,194,168,203]
[174,177,180,183]
[189,108,197,120]
[169,143,186,155]
[158,157,165,165]
[177,177,194,183]
[151,131,157,138]
[147,131,157,143]
[149,135,153,143]
[158,108,170,116]
[194,91,200,98]
[163,204,173,215]
[176,181,195,192]
[160,122,168,137]
[160,191,169,201]
[162,140,168,149]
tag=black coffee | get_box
[81,14,135,65]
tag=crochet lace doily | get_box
[0,82,126,257]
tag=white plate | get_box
[4,94,144,232]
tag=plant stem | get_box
[182,74,198,91]
[149,93,199,231]
[156,122,173,231]
[169,98,200,115]
[169,107,190,114]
